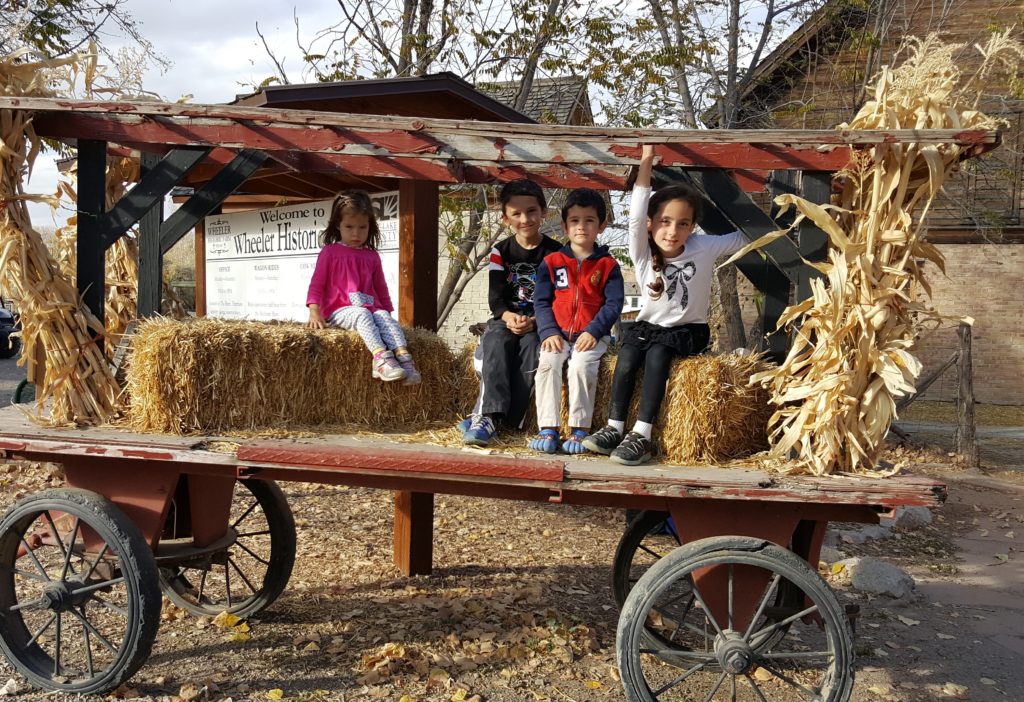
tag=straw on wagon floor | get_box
[727,31,1024,476]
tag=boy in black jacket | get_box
[461,180,561,446]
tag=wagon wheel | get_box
[159,479,295,618]
[617,536,854,702]
[612,512,795,662]
[0,488,161,695]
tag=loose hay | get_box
[125,318,462,434]
[459,343,773,464]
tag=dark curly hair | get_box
[322,189,382,250]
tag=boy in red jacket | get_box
[530,188,624,454]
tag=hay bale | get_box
[459,341,772,463]
[126,318,460,434]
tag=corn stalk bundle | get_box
[728,32,1022,476]
[0,50,119,424]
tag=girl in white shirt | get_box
[583,145,747,465]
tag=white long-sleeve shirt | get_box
[629,185,747,327]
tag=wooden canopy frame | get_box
[0,94,1000,574]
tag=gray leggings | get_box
[328,307,407,353]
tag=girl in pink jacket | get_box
[306,190,419,383]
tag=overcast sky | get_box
[26,0,342,224]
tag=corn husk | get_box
[125,318,462,434]
[0,49,120,425]
[725,32,1023,476]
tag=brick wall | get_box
[737,243,1024,405]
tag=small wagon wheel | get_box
[616,535,854,702]
[158,479,295,618]
[612,512,797,661]
[0,488,161,695]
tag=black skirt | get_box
[620,320,711,356]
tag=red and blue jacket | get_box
[534,244,624,343]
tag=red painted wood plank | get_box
[237,442,565,481]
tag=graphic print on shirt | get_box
[508,262,540,311]
[663,261,696,308]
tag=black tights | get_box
[608,342,678,424]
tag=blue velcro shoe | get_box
[456,416,473,433]
[462,415,496,447]
[528,428,560,454]
[562,429,588,454]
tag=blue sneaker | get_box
[562,429,588,455]
[462,415,496,446]
[456,416,473,433]
[528,428,560,454]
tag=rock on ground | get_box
[845,556,916,598]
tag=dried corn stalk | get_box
[0,49,120,425]
[727,32,1022,476]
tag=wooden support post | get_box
[394,179,439,576]
[76,139,108,336]
[137,153,164,318]
[194,217,207,317]
[797,171,830,302]
[954,322,978,466]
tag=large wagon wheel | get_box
[612,512,796,661]
[158,479,295,618]
[0,488,161,695]
[617,536,854,702]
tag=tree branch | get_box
[256,21,290,85]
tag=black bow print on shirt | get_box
[663,261,696,307]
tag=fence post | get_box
[954,321,978,466]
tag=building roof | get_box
[233,72,535,125]
[478,76,593,125]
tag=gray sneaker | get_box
[610,432,654,466]
[372,350,406,382]
[582,425,623,455]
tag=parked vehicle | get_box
[0,305,19,359]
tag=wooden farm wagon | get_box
[0,94,999,701]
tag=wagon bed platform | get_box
[0,404,944,516]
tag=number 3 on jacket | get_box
[553,266,570,289]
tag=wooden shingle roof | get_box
[479,76,593,125]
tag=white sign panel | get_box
[204,193,400,322]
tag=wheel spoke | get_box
[80,610,95,679]
[758,661,823,701]
[758,650,834,662]
[43,512,72,570]
[234,540,270,566]
[667,594,696,643]
[53,611,62,676]
[743,673,770,702]
[67,607,119,654]
[731,672,737,702]
[224,561,233,609]
[749,604,819,648]
[0,563,49,582]
[701,671,728,702]
[8,596,49,612]
[650,661,707,697]
[234,529,271,538]
[688,581,725,638]
[727,564,734,630]
[230,497,260,529]
[25,612,57,649]
[638,543,665,560]
[60,517,82,580]
[639,648,715,662]
[89,594,129,618]
[20,536,53,582]
[81,543,111,582]
[197,569,209,603]
[81,609,95,683]
[744,573,782,641]
[227,556,258,596]
[72,576,125,597]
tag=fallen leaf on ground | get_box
[896,615,919,626]
[937,633,954,640]
[942,682,968,698]
[980,678,997,685]
[213,611,242,628]
[266,690,284,701]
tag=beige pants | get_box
[534,336,609,430]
